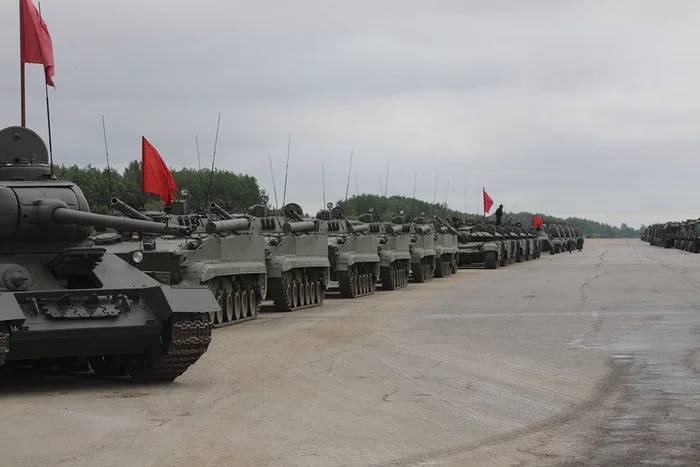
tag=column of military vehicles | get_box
[642,221,700,252]
[0,125,585,383]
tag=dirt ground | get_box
[2,239,700,466]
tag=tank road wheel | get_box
[233,292,242,320]
[213,294,224,325]
[224,293,234,322]
[304,282,311,306]
[240,290,249,318]
[485,252,498,269]
[291,283,299,308]
[310,282,317,304]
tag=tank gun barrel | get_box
[433,216,459,235]
[205,217,250,234]
[209,202,233,220]
[349,223,369,233]
[110,197,153,222]
[48,203,188,236]
[282,220,317,234]
[414,224,432,235]
[385,224,403,235]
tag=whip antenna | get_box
[206,113,221,204]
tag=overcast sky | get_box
[2,0,699,227]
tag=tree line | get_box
[53,163,637,238]
[335,194,639,238]
[54,161,264,214]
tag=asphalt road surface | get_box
[2,239,700,466]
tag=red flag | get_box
[142,137,177,206]
[20,0,55,87]
[483,188,494,213]
[533,215,544,228]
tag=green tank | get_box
[431,216,459,277]
[316,203,380,297]
[401,214,436,282]
[0,126,215,381]
[256,202,331,311]
[358,210,411,290]
[98,195,268,328]
[449,219,501,269]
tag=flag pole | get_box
[38,2,53,176]
[19,0,26,127]
[483,187,486,221]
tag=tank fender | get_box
[142,285,219,320]
[0,293,27,323]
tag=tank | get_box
[358,210,411,290]
[431,216,459,277]
[250,202,330,311]
[316,203,380,297]
[397,213,436,281]
[448,218,501,269]
[95,195,268,328]
[0,126,216,381]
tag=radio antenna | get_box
[268,152,280,211]
[344,150,353,203]
[410,170,417,219]
[206,113,221,204]
[101,115,112,197]
[321,161,327,209]
[281,134,291,208]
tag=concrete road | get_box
[1,239,700,466]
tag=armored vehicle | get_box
[684,219,700,253]
[397,214,436,281]
[660,222,680,248]
[431,216,459,277]
[450,219,502,269]
[0,126,216,381]
[316,203,380,297]
[247,201,331,311]
[97,195,267,328]
[359,210,411,290]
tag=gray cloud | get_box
[2,0,700,228]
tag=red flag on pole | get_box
[483,188,494,214]
[142,137,177,206]
[20,0,55,87]
[533,215,544,228]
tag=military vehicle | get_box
[245,201,330,312]
[358,210,411,290]
[316,203,380,297]
[431,216,460,276]
[0,126,216,381]
[399,214,437,281]
[99,194,268,328]
[449,219,502,269]
[685,220,700,253]
[660,222,680,248]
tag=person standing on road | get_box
[495,205,503,225]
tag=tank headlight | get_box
[131,250,144,264]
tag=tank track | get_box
[207,277,263,328]
[411,257,435,283]
[338,264,377,298]
[0,324,9,368]
[380,261,409,290]
[269,270,325,312]
[434,254,456,278]
[130,314,212,382]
